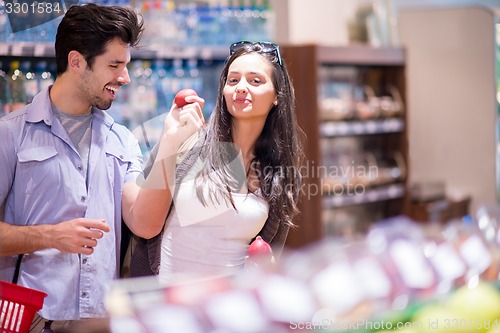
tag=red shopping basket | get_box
[0,280,47,333]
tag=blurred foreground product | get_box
[365,217,440,315]
[442,217,498,282]
[106,272,309,333]
[408,280,500,333]
[476,204,500,246]
[104,205,500,333]
[245,236,274,268]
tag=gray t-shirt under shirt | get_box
[52,105,92,185]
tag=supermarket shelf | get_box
[320,118,404,137]
[0,42,55,57]
[316,45,405,66]
[151,45,228,60]
[0,42,229,60]
[322,183,405,208]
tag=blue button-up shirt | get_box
[0,87,143,320]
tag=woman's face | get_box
[223,53,277,122]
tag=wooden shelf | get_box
[0,42,229,60]
[322,183,405,209]
[0,42,55,57]
[316,45,405,66]
[320,118,404,137]
[282,44,408,249]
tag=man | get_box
[0,3,145,330]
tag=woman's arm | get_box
[122,96,205,239]
[122,138,177,239]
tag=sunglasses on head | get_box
[229,41,283,66]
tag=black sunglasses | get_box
[229,41,283,66]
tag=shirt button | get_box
[81,196,86,202]
[81,291,88,298]
[119,154,124,159]
[77,165,83,171]
[82,258,88,264]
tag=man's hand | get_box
[0,218,110,256]
[51,218,110,255]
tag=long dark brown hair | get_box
[189,43,305,229]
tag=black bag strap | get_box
[12,254,23,284]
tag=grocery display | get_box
[104,209,500,333]
[0,0,276,152]
[280,45,408,248]
[0,0,275,47]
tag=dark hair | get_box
[55,3,144,75]
[193,43,305,229]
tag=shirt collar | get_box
[25,85,54,125]
[91,106,115,129]
[25,86,115,129]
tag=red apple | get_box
[248,236,273,260]
[174,88,198,108]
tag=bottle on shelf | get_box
[127,60,157,129]
[151,59,170,116]
[36,60,55,93]
[261,0,275,42]
[163,1,178,47]
[8,60,27,112]
[21,60,38,104]
[185,59,202,99]
[0,60,10,115]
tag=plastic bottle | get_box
[475,204,500,245]
[141,0,164,50]
[37,60,55,92]
[442,216,498,283]
[127,60,157,128]
[196,4,211,46]
[21,60,38,104]
[186,59,202,96]
[261,0,275,41]
[212,1,226,46]
[421,222,468,295]
[246,0,261,41]
[8,60,27,111]
[225,0,239,43]
[0,60,10,114]
[366,216,438,309]
[172,1,187,46]
[161,1,177,46]
[171,58,184,95]
[182,3,199,46]
[138,0,152,47]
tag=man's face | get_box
[80,38,131,111]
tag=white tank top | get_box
[159,162,269,284]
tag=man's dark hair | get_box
[54,3,144,75]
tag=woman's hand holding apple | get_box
[162,89,205,148]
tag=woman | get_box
[126,41,305,281]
